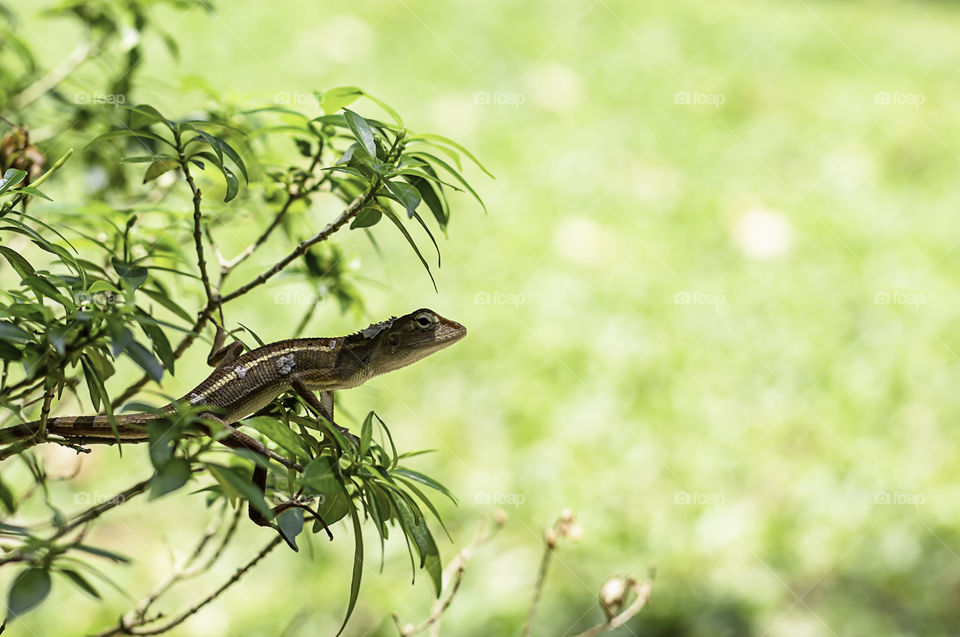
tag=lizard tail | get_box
[0,415,152,445]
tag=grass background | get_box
[6,0,960,635]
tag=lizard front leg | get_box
[290,379,358,445]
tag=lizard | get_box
[0,308,466,537]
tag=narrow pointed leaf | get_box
[343,109,376,158]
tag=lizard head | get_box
[340,308,467,381]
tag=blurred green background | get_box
[8,0,960,635]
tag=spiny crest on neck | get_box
[355,316,397,339]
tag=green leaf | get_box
[222,165,239,202]
[120,155,175,164]
[394,476,451,540]
[409,152,486,212]
[0,169,27,195]
[141,286,193,323]
[349,206,382,229]
[124,341,164,381]
[394,468,457,504]
[11,186,51,201]
[301,456,341,495]
[108,322,134,357]
[112,258,148,290]
[343,109,377,158]
[405,175,448,230]
[0,322,32,345]
[380,207,437,292]
[147,420,174,469]
[314,491,351,528]
[6,567,51,621]
[361,91,404,127]
[360,412,373,457]
[391,493,442,596]
[123,103,175,130]
[320,86,363,115]
[80,354,112,422]
[137,318,175,374]
[205,463,272,519]
[57,569,101,600]
[385,180,421,218]
[143,159,180,183]
[215,138,248,181]
[73,544,130,563]
[410,133,495,178]
[85,129,175,150]
[277,508,304,551]
[0,245,35,278]
[245,416,309,459]
[337,503,364,636]
[150,458,191,499]
[0,474,15,513]
[183,127,224,165]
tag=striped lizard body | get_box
[0,308,466,446]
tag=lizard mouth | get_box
[435,321,467,346]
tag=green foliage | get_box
[0,1,488,631]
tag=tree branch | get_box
[179,151,214,307]
[94,536,283,636]
[220,184,379,304]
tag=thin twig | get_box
[522,542,553,637]
[125,505,241,626]
[220,185,379,304]
[393,513,505,637]
[179,153,215,307]
[36,385,54,438]
[11,41,96,110]
[569,579,654,637]
[217,150,328,284]
[95,536,283,636]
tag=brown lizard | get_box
[0,308,466,535]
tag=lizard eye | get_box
[414,313,436,329]
[388,333,401,347]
